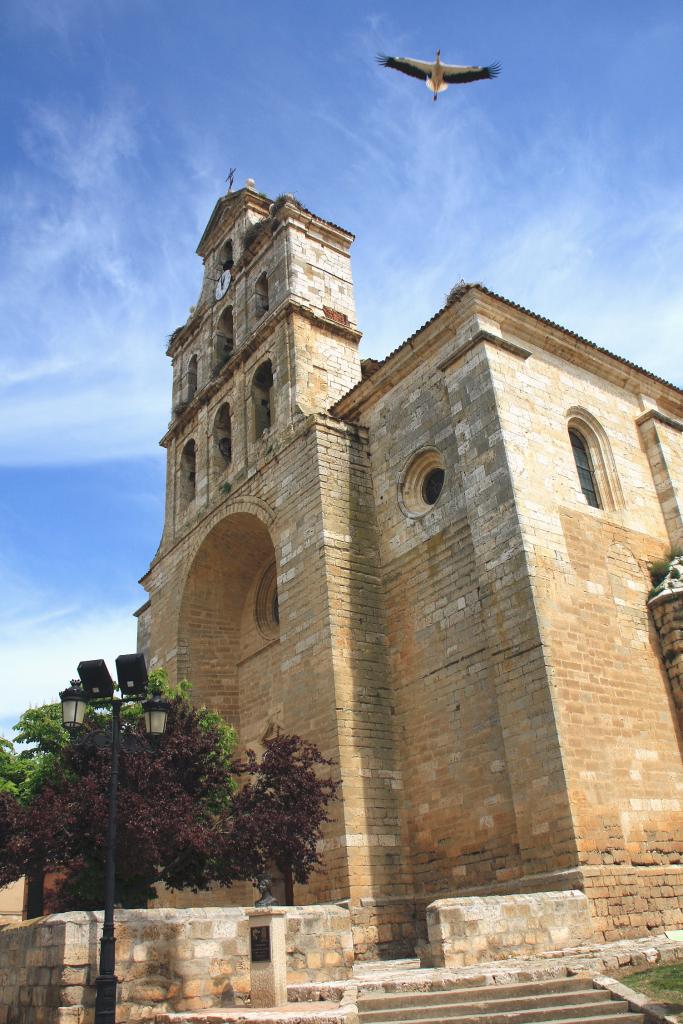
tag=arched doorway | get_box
[163,512,283,908]
[177,512,281,747]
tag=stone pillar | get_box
[637,410,683,550]
[649,588,683,720]
[246,908,287,1007]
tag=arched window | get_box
[220,239,233,272]
[180,440,196,506]
[569,428,601,509]
[252,360,273,439]
[213,403,232,467]
[566,408,622,511]
[255,272,269,317]
[187,354,198,400]
[214,307,234,371]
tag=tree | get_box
[228,734,340,905]
[0,680,340,912]
[0,675,239,912]
[0,706,73,914]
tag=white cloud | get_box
[0,599,138,740]
[0,96,213,467]
[1,47,680,474]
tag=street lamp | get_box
[59,683,88,730]
[59,653,170,1024]
[142,692,170,736]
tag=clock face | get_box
[215,270,231,301]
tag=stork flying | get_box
[377,49,500,101]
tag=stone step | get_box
[160,1014,643,1024]
[359,1004,634,1024]
[356,959,422,974]
[541,1018,643,1024]
[157,1010,346,1024]
[358,976,591,1009]
[360,990,609,1021]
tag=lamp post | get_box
[59,653,170,1024]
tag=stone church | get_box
[136,179,683,956]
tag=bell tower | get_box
[159,179,363,543]
[138,179,408,918]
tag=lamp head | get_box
[115,653,148,698]
[60,682,88,731]
[142,692,171,737]
[77,659,114,699]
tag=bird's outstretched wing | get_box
[442,61,501,84]
[376,54,431,81]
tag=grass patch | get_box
[622,963,683,1018]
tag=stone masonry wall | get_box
[578,865,683,941]
[355,303,578,899]
[474,290,683,939]
[350,897,423,961]
[332,284,683,945]
[0,906,353,1024]
[143,412,405,921]
[636,411,683,549]
[360,346,483,900]
[426,891,593,968]
[314,417,412,951]
[143,418,352,906]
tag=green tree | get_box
[0,673,339,913]
[0,672,238,912]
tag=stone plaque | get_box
[250,925,271,963]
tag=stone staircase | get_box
[357,976,645,1024]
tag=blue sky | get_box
[1,0,682,735]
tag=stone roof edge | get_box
[330,284,683,421]
[294,203,355,242]
[196,190,240,256]
[196,188,270,258]
[196,190,354,261]
[636,408,683,433]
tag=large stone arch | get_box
[177,510,281,745]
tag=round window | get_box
[399,448,447,517]
[422,468,445,506]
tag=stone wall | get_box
[637,410,683,549]
[579,865,683,941]
[350,304,577,899]
[471,290,683,938]
[350,897,422,961]
[426,891,593,968]
[0,879,24,923]
[332,284,683,943]
[0,905,353,1024]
